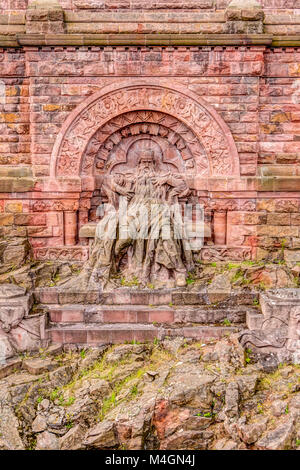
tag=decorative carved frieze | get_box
[34,246,89,261]
[52,82,240,180]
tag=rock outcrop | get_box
[0,336,299,450]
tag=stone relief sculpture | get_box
[65,144,197,290]
[239,289,300,364]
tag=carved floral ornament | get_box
[51,81,240,180]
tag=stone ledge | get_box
[65,11,225,23]
[15,33,274,47]
[272,35,300,47]
[0,358,22,380]
[2,32,300,47]
[0,34,19,46]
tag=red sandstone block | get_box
[35,289,58,304]
[100,292,123,306]
[50,309,84,323]
[227,225,256,246]
[31,239,48,248]
[134,329,158,342]
[65,330,87,344]
[241,164,257,176]
[291,214,300,225]
[267,213,291,225]
[58,292,99,304]
[49,311,62,323]
[149,292,172,305]
[49,330,63,343]
[102,310,132,323]
[275,200,299,212]
[111,329,134,343]
[183,326,237,340]
[149,310,174,323]
[53,226,63,237]
[130,292,150,305]
[87,330,111,344]
[27,225,53,237]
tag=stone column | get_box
[78,210,89,246]
[64,211,77,246]
[213,211,227,245]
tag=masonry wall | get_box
[0,41,299,263]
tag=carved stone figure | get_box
[239,289,300,364]
[66,147,195,290]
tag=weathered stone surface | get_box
[32,415,47,433]
[84,421,118,449]
[225,382,239,418]
[0,330,14,362]
[271,400,288,417]
[0,358,22,379]
[207,273,232,303]
[0,284,26,299]
[36,431,59,450]
[9,317,42,352]
[240,289,300,364]
[0,405,24,450]
[0,306,25,333]
[256,418,296,450]
[0,337,299,449]
[59,424,86,450]
[23,358,57,375]
[237,416,268,445]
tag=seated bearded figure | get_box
[65,149,194,290]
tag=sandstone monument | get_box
[0,0,299,368]
[0,0,300,451]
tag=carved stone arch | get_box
[89,113,203,177]
[50,80,240,179]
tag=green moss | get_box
[227,262,241,270]
[121,276,140,287]
[186,271,196,285]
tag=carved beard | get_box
[133,165,165,202]
[137,164,155,178]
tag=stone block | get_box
[9,317,42,352]
[0,358,22,380]
[64,329,87,344]
[49,307,84,323]
[79,223,96,238]
[0,330,15,362]
[0,214,14,226]
[23,358,57,375]
[246,311,264,330]
[34,288,59,304]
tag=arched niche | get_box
[50,80,240,180]
[48,80,241,249]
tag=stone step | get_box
[47,323,240,346]
[47,304,252,325]
[34,287,258,307]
